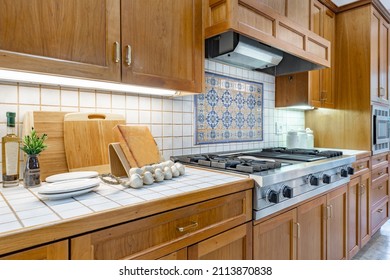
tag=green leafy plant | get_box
[21,127,48,155]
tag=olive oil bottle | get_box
[2,112,20,187]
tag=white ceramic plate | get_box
[38,185,99,200]
[45,171,99,183]
[38,178,100,195]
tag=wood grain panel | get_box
[121,0,203,93]
[360,172,371,248]
[0,240,68,260]
[0,0,121,81]
[71,190,251,259]
[348,177,360,259]
[238,5,274,36]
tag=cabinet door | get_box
[188,223,252,260]
[348,177,360,259]
[371,9,389,103]
[0,240,68,260]
[297,196,327,260]
[253,209,297,260]
[121,0,203,93]
[0,0,121,81]
[360,172,371,247]
[157,248,187,260]
[327,184,347,260]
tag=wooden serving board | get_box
[23,111,69,181]
[63,112,125,173]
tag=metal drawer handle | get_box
[177,221,198,233]
[360,184,365,195]
[378,171,384,176]
[296,222,300,239]
[125,45,132,66]
[358,164,365,169]
[114,41,120,63]
[377,208,384,213]
[378,185,384,190]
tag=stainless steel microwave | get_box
[372,104,390,154]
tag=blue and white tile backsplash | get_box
[0,59,305,177]
[195,72,263,144]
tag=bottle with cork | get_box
[2,112,20,187]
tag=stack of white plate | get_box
[38,171,100,200]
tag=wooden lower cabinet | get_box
[253,209,297,260]
[157,248,187,260]
[348,173,371,259]
[0,240,68,260]
[70,190,252,260]
[188,223,252,260]
[253,185,347,260]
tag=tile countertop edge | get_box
[0,177,254,257]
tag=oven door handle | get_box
[373,114,377,145]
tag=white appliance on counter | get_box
[286,128,314,149]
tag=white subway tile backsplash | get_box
[151,125,163,137]
[126,110,139,124]
[151,97,162,111]
[162,98,173,111]
[151,111,162,124]
[19,86,40,105]
[61,89,78,107]
[139,96,151,110]
[0,84,18,103]
[112,94,126,109]
[41,88,61,106]
[96,93,111,109]
[126,95,138,110]
[162,112,173,124]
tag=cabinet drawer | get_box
[351,157,370,178]
[371,165,389,182]
[71,190,252,260]
[370,177,388,207]
[0,240,68,260]
[371,153,388,170]
[371,198,389,235]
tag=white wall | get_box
[0,60,305,176]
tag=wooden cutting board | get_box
[113,125,162,168]
[23,111,69,181]
[63,112,125,173]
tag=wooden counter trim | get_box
[0,178,254,256]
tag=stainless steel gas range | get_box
[171,148,356,221]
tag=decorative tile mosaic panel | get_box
[195,72,263,144]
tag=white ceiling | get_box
[331,0,390,10]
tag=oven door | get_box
[372,105,390,154]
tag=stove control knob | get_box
[323,174,331,184]
[282,186,293,198]
[267,190,280,204]
[340,168,348,177]
[348,167,355,175]
[309,175,319,186]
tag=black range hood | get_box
[206,31,325,76]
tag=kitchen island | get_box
[0,167,253,259]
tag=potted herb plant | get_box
[21,127,48,187]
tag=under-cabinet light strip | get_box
[0,69,179,96]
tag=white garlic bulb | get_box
[174,162,185,175]
[142,165,154,174]
[163,166,173,180]
[154,168,164,182]
[129,167,143,176]
[171,165,180,177]
[152,163,163,171]
[143,171,154,185]
[162,160,174,168]
[129,173,143,189]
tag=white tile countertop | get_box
[0,167,248,236]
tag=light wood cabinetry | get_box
[121,0,203,93]
[275,1,335,108]
[204,0,330,68]
[253,184,347,260]
[71,190,252,260]
[0,240,68,260]
[348,157,371,259]
[0,0,203,93]
[305,4,389,150]
[188,222,252,260]
[371,9,389,103]
[370,153,389,235]
[0,0,121,82]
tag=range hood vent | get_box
[206,32,324,76]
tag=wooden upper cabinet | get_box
[371,9,389,104]
[121,0,203,93]
[0,0,121,81]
